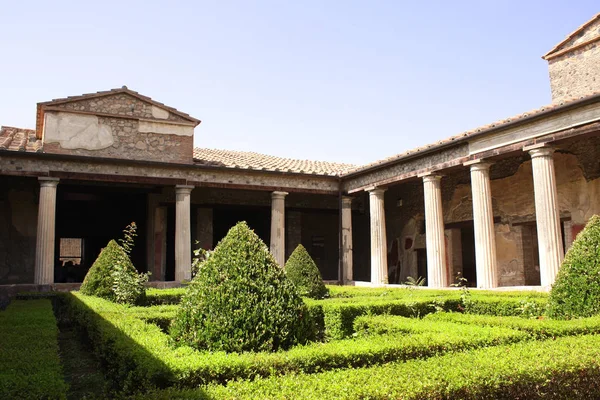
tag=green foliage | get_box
[190,245,210,279]
[284,244,329,299]
[171,222,313,353]
[80,222,149,305]
[196,334,600,399]
[63,292,529,392]
[404,276,426,286]
[0,300,69,399]
[144,288,186,305]
[548,215,600,319]
[426,312,600,339]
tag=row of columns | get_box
[365,145,564,288]
[33,181,292,284]
[31,145,564,288]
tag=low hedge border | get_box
[0,299,69,399]
[426,312,600,339]
[145,333,600,399]
[63,292,530,393]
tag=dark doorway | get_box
[460,225,477,287]
[55,184,148,283]
[213,206,271,247]
[416,248,427,284]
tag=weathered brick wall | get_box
[44,116,193,164]
[42,93,195,163]
[548,19,600,103]
[0,177,38,284]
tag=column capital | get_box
[175,185,195,194]
[420,173,443,183]
[464,159,493,171]
[38,177,59,187]
[271,191,288,200]
[524,144,555,159]
[367,187,386,197]
[341,196,353,207]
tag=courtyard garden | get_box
[3,217,600,399]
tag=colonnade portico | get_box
[27,146,567,289]
[34,177,60,285]
[421,173,448,288]
[525,145,564,287]
[368,188,388,285]
[347,143,566,289]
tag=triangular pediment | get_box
[543,13,600,60]
[36,86,200,139]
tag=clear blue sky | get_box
[1,1,597,165]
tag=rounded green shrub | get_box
[548,215,600,319]
[80,239,146,305]
[171,221,313,353]
[284,244,329,299]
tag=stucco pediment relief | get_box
[43,112,114,150]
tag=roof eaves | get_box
[341,92,600,178]
[542,13,600,59]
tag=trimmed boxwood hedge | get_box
[171,222,313,353]
[62,292,531,393]
[0,300,69,400]
[548,215,600,319]
[80,239,146,304]
[285,244,329,299]
[167,334,600,399]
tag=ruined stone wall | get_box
[548,19,600,103]
[384,180,425,283]
[44,115,193,164]
[53,94,188,123]
[42,93,195,164]
[0,177,38,284]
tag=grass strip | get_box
[0,300,69,399]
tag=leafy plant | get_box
[404,276,426,287]
[171,222,314,353]
[284,244,329,299]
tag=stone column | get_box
[175,185,194,281]
[270,191,288,266]
[369,188,388,285]
[35,177,59,285]
[466,160,498,289]
[341,196,353,283]
[527,145,564,287]
[421,174,448,288]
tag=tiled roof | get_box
[39,86,201,125]
[343,91,600,176]
[193,148,355,176]
[0,126,42,153]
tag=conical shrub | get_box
[171,222,313,353]
[548,215,600,319]
[80,240,139,302]
[285,244,329,299]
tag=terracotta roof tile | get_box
[343,91,600,176]
[0,126,42,153]
[193,148,355,176]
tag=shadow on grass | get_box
[56,293,212,398]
